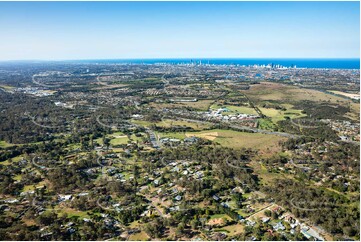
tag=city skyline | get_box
[0,1,359,60]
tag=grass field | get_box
[0,155,26,166]
[185,131,218,141]
[22,181,47,192]
[94,132,143,146]
[259,107,306,123]
[244,82,341,102]
[328,90,360,99]
[57,207,89,219]
[175,99,214,111]
[157,131,187,139]
[109,137,129,145]
[257,118,276,130]
[92,82,128,90]
[218,224,245,236]
[0,160,11,165]
[210,213,231,219]
[158,119,211,130]
[210,104,258,115]
[0,85,15,91]
[94,137,103,145]
[186,129,286,151]
[150,99,214,111]
[66,143,81,150]
[13,174,22,181]
[243,82,360,120]
[12,155,24,162]
[0,140,15,148]
[133,118,210,130]
[210,102,305,123]
[128,231,149,241]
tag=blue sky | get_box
[0,1,359,60]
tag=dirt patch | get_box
[186,132,219,141]
[208,218,225,226]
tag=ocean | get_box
[76,58,360,69]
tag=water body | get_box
[76,58,360,69]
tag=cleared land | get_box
[243,82,360,120]
[185,129,286,151]
[0,85,15,91]
[132,119,210,130]
[328,90,360,99]
[259,107,306,123]
[0,140,14,148]
[128,231,149,241]
[94,132,143,146]
[158,132,186,140]
[244,82,354,104]
[158,119,211,130]
[150,99,214,111]
[208,214,232,225]
[218,224,245,236]
[210,103,306,123]
[92,82,128,90]
[185,131,219,141]
[210,104,258,115]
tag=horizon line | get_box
[0,57,360,62]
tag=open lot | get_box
[0,140,17,148]
[243,82,360,120]
[328,90,360,99]
[218,224,245,236]
[208,214,232,225]
[259,106,306,123]
[185,131,219,141]
[186,129,286,151]
[158,131,186,139]
[158,119,211,130]
[128,231,149,241]
[150,99,214,111]
[210,104,258,115]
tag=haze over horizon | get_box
[0,1,359,60]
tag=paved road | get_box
[145,128,161,149]
[32,74,60,88]
[161,74,169,86]
[288,159,311,170]
[138,190,167,218]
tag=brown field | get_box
[243,82,360,120]
[92,81,128,90]
[185,129,286,152]
[128,231,149,241]
[219,224,245,236]
[328,90,360,99]
[208,214,231,226]
[159,119,211,130]
[150,99,214,111]
[244,82,349,103]
[186,131,219,140]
